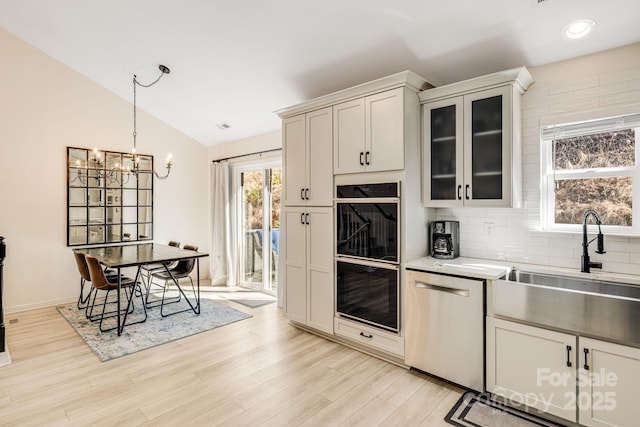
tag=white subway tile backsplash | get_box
[600,89,640,106]
[443,66,640,274]
[548,77,600,95]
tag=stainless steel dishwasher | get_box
[405,269,485,391]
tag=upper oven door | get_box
[336,198,399,263]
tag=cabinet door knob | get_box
[359,152,364,166]
[365,151,370,165]
[566,345,572,367]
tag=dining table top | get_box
[74,243,208,268]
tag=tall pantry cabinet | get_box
[277,70,432,356]
[280,107,334,333]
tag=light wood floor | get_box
[0,286,462,426]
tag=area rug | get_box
[57,297,251,362]
[445,391,566,427]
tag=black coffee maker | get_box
[429,221,460,259]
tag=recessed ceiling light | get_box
[562,19,596,40]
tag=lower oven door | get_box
[336,259,399,333]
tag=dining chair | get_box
[85,255,147,333]
[140,240,180,306]
[73,251,122,312]
[149,244,199,317]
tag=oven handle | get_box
[414,282,469,297]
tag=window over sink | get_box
[540,108,640,234]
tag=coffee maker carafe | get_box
[429,221,460,259]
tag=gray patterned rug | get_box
[57,296,251,362]
[446,391,566,426]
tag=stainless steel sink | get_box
[493,269,640,347]
[507,269,640,300]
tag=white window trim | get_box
[540,105,640,235]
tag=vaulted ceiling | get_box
[1,0,639,147]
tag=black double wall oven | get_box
[335,182,400,333]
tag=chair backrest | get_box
[74,251,91,282]
[173,245,198,275]
[169,240,180,247]
[85,255,110,290]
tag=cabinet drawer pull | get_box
[305,188,309,200]
[359,332,373,339]
[465,184,470,200]
[300,213,305,224]
[566,345,572,367]
[359,152,364,166]
[365,151,370,165]
[583,348,590,370]
[305,213,310,225]
[300,188,305,200]
[457,185,462,200]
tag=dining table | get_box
[74,242,208,335]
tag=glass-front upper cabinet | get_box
[423,84,519,208]
[67,147,154,246]
[421,67,533,208]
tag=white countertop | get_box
[405,256,640,286]
[405,256,512,280]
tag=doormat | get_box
[226,298,276,308]
[445,391,566,427]
[57,296,251,362]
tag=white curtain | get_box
[210,161,235,286]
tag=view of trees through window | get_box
[553,129,635,226]
[243,169,281,230]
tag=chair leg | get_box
[77,278,93,310]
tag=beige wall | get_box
[0,29,209,312]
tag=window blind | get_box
[541,113,640,140]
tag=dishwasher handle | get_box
[414,282,469,297]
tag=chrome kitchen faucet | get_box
[581,209,606,273]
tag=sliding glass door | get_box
[237,161,281,294]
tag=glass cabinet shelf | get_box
[473,129,503,137]
[432,135,456,142]
[432,174,457,179]
[473,171,503,177]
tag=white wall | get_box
[0,29,209,313]
[207,130,281,162]
[436,43,640,275]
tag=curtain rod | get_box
[211,148,282,163]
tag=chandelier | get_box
[91,64,173,181]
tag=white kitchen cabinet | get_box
[282,106,333,207]
[578,337,640,427]
[486,317,577,422]
[333,87,404,174]
[488,317,640,426]
[421,67,533,208]
[282,206,334,334]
